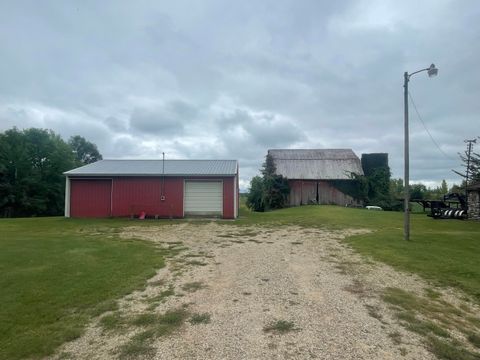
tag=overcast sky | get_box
[1,0,479,190]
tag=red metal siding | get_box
[111,177,184,218]
[223,177,235,219]
[69,175,237,219]
[70,179,112,217]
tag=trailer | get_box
[414,193,467,219]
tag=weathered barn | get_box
[64,159,239,219]
[268,149,364,206]
[467,182,480,220]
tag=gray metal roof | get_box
[64,159,238,177]
[268,149,363,180]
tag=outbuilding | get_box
[64,159,239,219]
[467,182,480,220]
[268,149,364,207]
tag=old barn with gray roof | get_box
[268,149,364,206]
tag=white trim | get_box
[64,177,71,218]
[233,174,237,218]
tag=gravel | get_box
[53,223,442,360]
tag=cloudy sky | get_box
[1,0,479,190]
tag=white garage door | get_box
[184,181,223,216]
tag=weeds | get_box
[186,260,208,266]
[365,304,383,322]
[181,281,205,293]
[189,313,211,325]
[383,287,480,359]
[467,333,480,349]
[263,320,297,334]
[99,312,125,332]
[118,331,155,359]
[388,331,402,345]
[130,313,157,327]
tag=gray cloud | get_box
[1,0,479,190]
[129,100,197,136]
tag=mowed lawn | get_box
[1,206,479,359]
[0,218,167,360]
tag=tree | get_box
[261,154,290,210]
[0,128,103,217]
[453,140,480,185]
[365,167,392,207]
[360,154,393,208]
[390,178,404,199]
[410,183,427,200]
[440,179,448,194]
[0,128,77,217]
[69,135,102,165]
[246,176,265,212]
[246,154,290,212]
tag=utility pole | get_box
[402,63,438,241]
[404,71,410,241]
[464,139,477,208]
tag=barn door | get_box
[184,181,223,216]
[70,179,112,217]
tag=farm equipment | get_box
[415,193,467,219]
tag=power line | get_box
[408,91,456,161]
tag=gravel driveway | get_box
[55,223,440,360]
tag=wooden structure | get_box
[268,149,364,207]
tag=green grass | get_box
[2,203,480,359]
[118,330,156,359]
[117,308,188,358]
[427,336,480,360]
[99,312,126,332]
[383,287,480,358]
[0,217,168,360]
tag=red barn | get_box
[64,159,239,219]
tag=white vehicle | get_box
[366,205,383,211]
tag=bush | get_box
[246,155,290,212]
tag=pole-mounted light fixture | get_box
[427,63,438,77]
[403,63,439,241]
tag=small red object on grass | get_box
[139,211,146,220]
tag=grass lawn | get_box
[235,204,480,302]
[0,217,167,360]
[1,204,479,359]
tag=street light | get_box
[403,63,438,241]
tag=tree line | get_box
[0,128,102,217]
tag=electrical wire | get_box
[408,91,457,161]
